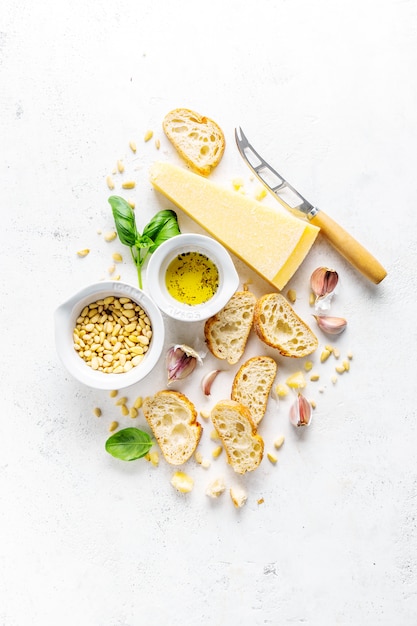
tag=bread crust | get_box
[143,390,202,465]
[204,291,257,365]
[253,293,318,358]
[163,108,225,176]
[231,355,277,426]
[210,400,264,474]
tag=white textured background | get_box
[1,1,416,624]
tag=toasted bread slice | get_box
[162,108,225,176]
[210,400,264,474]
[231,356,277,427]
[143,390,202,465]
[204,291,257,365]
[253,293,318,357]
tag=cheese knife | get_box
[235,127,387,284]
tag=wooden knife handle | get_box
[309,210,387,284]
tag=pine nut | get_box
[133,396,143,409]
[320,349,331,363]
[287,289,297,303]
[274,435,285,449]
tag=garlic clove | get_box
[311,267,339,311]
[166,344,202,384]
[201,369,222,396]
[313,315,347,335]
[289,393,312,428]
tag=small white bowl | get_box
[146,233,239,322]
[54,281,165,390]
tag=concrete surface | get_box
[1,1,416,624]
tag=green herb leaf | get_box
[105,427,153,461]
[108,196,137,247]
[108,195,181,290]
[135,234,155,250]
[142,209,181,253]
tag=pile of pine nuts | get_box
[73,296,153,374]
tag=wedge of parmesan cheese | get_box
[149,161,320,290]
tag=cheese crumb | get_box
[171,471,193,493]
[206,477,226,498]
[230,485,247,508]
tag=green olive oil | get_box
[165,251,219,305]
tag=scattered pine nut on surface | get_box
[133,396,143,409]
[320,349,331,363]
[77,249,90,257]
[109,421,118,432]
[144,130,153,142]
[104,231,117,242]
[287,289,297,303]
[274,435,285,449]
[212,446,223,458]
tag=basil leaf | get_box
[135,234,154,249]
[142,210,180,253]
[108,195,137,247]
[105,427,153,461]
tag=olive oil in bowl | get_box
[145,233,239,321]
[165,251,219,305]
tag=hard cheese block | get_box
[149,162,320,290]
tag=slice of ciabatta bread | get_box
[143,390,202,465]
[204,290,257,365]
[231,356,277,427]
[162,108,225,176]
[210,400,264,474]
[253,293,318,357]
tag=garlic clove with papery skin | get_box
[310,267,339,311]
[166,344,203,384]
[201,370,222,396]
[313,315,347,335]
[289,393,312,428]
